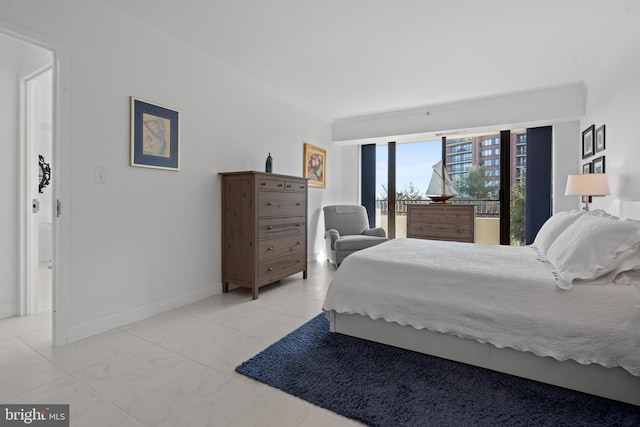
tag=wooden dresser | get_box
[219,171,308,299]
[406,204,475,243]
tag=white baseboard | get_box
[0,304,18,320]
[310,251,325,262]
[66,284,221,344]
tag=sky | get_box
[376,140,442,199]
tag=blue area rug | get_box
[236,314,640,427]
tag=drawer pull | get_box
[267,267,273,272]
[296,202,301,206]
[266,202,272,206]
[267,246,274,251]
[296,241,301,245]
[300,186,305,189]
[296,259,301,263]
[296,223,302,227]
[286,184,292,188]
[260,182,266,186]
[267,226,273,230]
[277,183,283,187]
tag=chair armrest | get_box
[325,229,341,249]
[363,227,386,238]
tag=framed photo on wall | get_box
[593,156,606,174]
[595,125,606,153]
[130,97,180,170]
[303,143,326,188]
[582,124,594,159]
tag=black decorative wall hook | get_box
[39,154,51,193]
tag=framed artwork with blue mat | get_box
[236,314,640,427]
[130,97,180,170]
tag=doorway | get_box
[0,31,55,336]
[23,66,54,315]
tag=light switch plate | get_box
[94,167,107,184]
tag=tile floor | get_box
[0,261,364,426]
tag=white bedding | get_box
[322,238,640,376]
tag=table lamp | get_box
[565,174,610,211]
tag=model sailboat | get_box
[426,160,458,203]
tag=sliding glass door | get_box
[375,140,441,238]
[368,129,529,245]
[449,135,502,244]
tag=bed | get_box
[322,202,640,406]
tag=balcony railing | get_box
[376,199,500,218]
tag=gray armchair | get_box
[323,205,387,266]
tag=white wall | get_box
[332,85,585,143]
[582,17,640,215]
[0,1,343,342]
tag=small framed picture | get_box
[582,125,594,159]
[130,97,180,170]
[595,125,606,153]
[303,143,326,188]
[592,156,605,174]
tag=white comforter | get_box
[322,238,640,376]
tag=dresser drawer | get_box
[257,178,307,192]
[409,209,473,223]
[258,216,306,239]
[408,214,473,228]
[258,235,306,260]
[284,180,307,192]
[258,191,306,217]
[257,178,286,191]
[258,252,306,283]
[408,223,473,242]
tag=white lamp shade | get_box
[565,174,610,196]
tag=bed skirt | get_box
[327,310,640,406]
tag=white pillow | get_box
[546,215,640,289]
[531,210,583,255]
[572,243,640,286]
[586,209,618,219]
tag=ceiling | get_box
[107,0,640,121]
